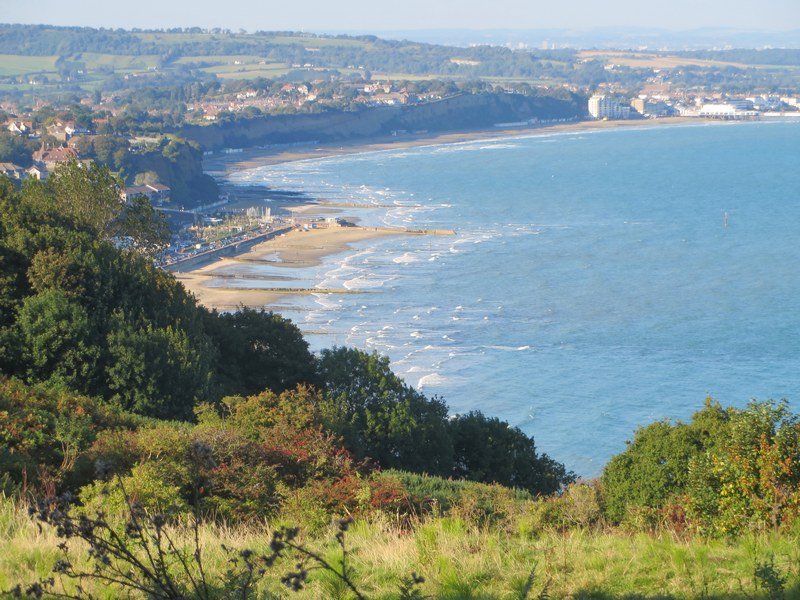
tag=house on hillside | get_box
[64,122,91,137]
[46,122,70,141]
[32,146,79,171]
[121,183,171,205]
[6,120,33,135]
[0,162,25,179]
[26,165,46,180]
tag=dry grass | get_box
[3,496,800,599]
[577,50,754,70]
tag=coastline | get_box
[175,225,413,311]
[186,116,703,312]
[203,116,699,176]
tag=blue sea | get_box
[228,120,800,476]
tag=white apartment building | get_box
[588,95,631,119]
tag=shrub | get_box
[0,377,138,495]
[79,463,189,517]
[450,410,574,495]
[686,400,800,535]
[84,388,367,522]
[519,481,603,535]
[383,470,531,527]
[601,399,730,523]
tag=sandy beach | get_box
[204,116,697,177]
[176,225,411,310]
[188,116,700,311]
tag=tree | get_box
[206,308,317,398]
[450,411,573,495]
[317,347,453,476]
[47,161,124,235]
[601,400,730,523]
[112,195,171,259]
[90,134,130,171]
[686,400,800,535]
[105,316,213,420]
[602,421,702,523]
[16,289,100,391]
[0,131,37,167]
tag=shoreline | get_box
[186,116,710,312]
[203,116,702,176]
[175,225,415,310]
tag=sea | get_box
[227,120,800,476]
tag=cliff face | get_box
[128,140,219,205]
[179,92,586,151]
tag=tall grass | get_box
[3,494,800,599]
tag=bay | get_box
[230,120,800,476]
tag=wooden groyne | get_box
[357,226,456,236]
[212,286,362,295]
[404,228,456,236]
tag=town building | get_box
[6,120,33,135]
[631,98,674,118]
[588,95,631,120]
[26,166,46,180]
[121,183,172,204]
[32,146,79,171]
[0,162,25,179]
[698,100,759,120]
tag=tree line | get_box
[0,165,571,512]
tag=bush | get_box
[79,462,189,517]
[85,388,367,522]
[686,400,800,535]
[601,399,729,523]
[450,411,574,495]
[0,377,138,495]
[383,470,531,527]
[603,399,800,535]
[519,481,603,535]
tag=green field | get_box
[270,34,369,48]
[77,52,161,71]
[0,54,58,76]
[3,495,800,599]
[208,64,294,79]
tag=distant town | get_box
[588,92,798,120]
[2,24,800,268]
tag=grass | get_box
[203,63,293,79]
[0,54,58,76]
[268,35,369,48]
[576,50,800,71]
[77,52,162,71]
[3,496,800,599]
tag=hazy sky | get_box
[3,0,800,32]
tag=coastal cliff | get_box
[179,92,586,151]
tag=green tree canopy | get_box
[601,400,730,523]
[317,346,453,476]
[205,308,317,398]
[450,411,574,495]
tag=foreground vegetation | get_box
[3,494,800,599]
[3,165,800,597]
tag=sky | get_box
[3,0,800,33]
